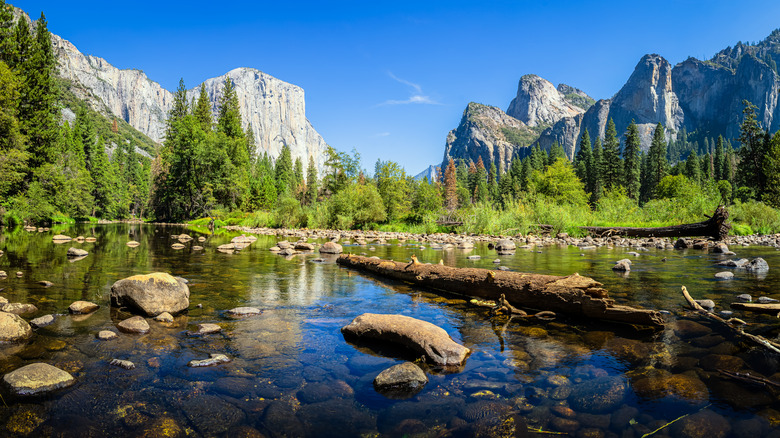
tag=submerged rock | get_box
[188,323,221,336]
[612,259,631,271]
[153,312,174,323]
[66,247,88,257]
[746,257,769,273]
[109,359,135,370]
[568,377,627,414]
[374,362,428,398]
[96,330,118,340]
[3,363,75,395]
[30,315,55,328]
[68,301,99,314]
[226,307,262,317]
[717,258,749,268]
[117,316,150,334]
[0,312,32,342]
[110,272,190,316]
[341,313,470,366]
[52,234,72,242]
[671,409,730,438]
[714,271,733,279]
[188,353,231,367]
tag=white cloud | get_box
[378,72,442,106]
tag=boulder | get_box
[188,323,221,336]
[1,303,38,315]
[718,258,749,268]
[341,313,470,366]
[226,307,262,317]
[373,362,428,398]
[671,409,730,438]
[612,260,631,271]
[746,257,769,273]
[66,247,88,258]
[110,272,190,316]
[0,312,33,342]
[97,330,118,340]
[117,316,150,334]
[714,271,733,279]
[674,238,692,249]
[30,315,55,328]
[495,239,516,251]
[153,312,174,323]
[3,363,75,395]
[294,242,315,251]
[52,235,72,242]
[319,242,343,254]
[68,301,99,314]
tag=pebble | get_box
[109,359,135,370]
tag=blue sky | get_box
[15,1,780,174]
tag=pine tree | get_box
[684,149,700,182]
[217,77,243,140]
[275,145,294,197]
[509,156,523,198]
[714,136,725,181]
[575,129,592,190]
[645,123,668,200]
[19,13,59,170]
[305,155,318,205]
[488,162,498,202]
[0,1,14,65]
[530,145,546,171]
[194,84,212,131]
[737,100,767,196]
[474,157,489,203]
[0,59,26,199]
[601,119,622,189]
[590,137,603,205]
[245,124,255,162]
[763,131,780,208]
[293,157,304,198]
[498,168,512,206]
[622,121,641,199]
[443,158,457,211]
[548,142,566,165]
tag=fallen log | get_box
[580,206,731,240]
[337,254,664,328]
[681,286,780,355]
[730,302,780,315]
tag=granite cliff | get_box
[49,17,327,171]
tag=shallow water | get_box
[0,224,779,437]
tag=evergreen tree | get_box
[169,79,189,126]
[19,13,59,170]
[509,156,523,198]
[194,84,212,131]
[623,121,641,199]
[520,157,532,193]
[487,162,498,202]
[589,136,603,204]
[293,157,304,198]
[645,123,668,200]
[714,136,725,181]
[498,168,512,206]
[305,156,318,205]
[548,142,566,165]
[0,60,26,199]
[575,129,592,190]
[274,145,294,197]
[245,124,255,161]
[601,119,622,189]
[474,157,489,203]
[737,100,767,196]
[0,1,15,65]
[684,149,700,182]
[764,131,780,208]
[530,144,546,171]
[217,77,244,140]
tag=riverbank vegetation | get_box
[1,2,780,237]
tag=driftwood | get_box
[581,206,731,240]
[681,286,780,354]
[337,254,665,328]
[716,369,780,390]
[730,302,780,315]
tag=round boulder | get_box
[3,363,75,395]
[117,316,150,334]
[374,362,428,399]
[0,312,33,342]
[110,272,190,316]
[319,242,343,254]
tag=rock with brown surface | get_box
[117,316,150,334]
[110,272,190,316]
[0,312,32,342]
[68,301,99,314]
[66,247,88,257]
[341,313,470,367]
[319,241,343,254]
[374,362,428,398]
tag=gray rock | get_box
[66,247,88,257]
[294,242,315,251]
[507,74,587,127]
[52,234,72,242]
[568,376,627,414]
[495,239,516,251]
[341,313,470,367]
[30,315,55,328]
[373,362,428,398]
[3,363,75,395]
[188,353,231,367]
[714,271,733,279]
[757,296,779,304]
[695,299,716,309]
[126,240,140,247]
[68,300,99,314]
[466,255,481,260]
[110,272,190,316]
[746,257,769,273]
[1,303,38,315]
[736,294,752,302]
[189,323,221,336]
[712,242,730,253]
[319,241,343,254]
[117,316,150,334]
[718,258,749,268]
[226,307,262,317]
[109,359,135,369]
[612,260,631,271]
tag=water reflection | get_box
[0,225,779,436]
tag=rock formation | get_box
[506,74,591,127]
[47,12,328,171]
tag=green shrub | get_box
[241,211,274,228]
[730,200,780,234]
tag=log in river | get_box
[337,254,665,328]
[580,205,731,240]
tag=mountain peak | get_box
[506,74,587,127]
